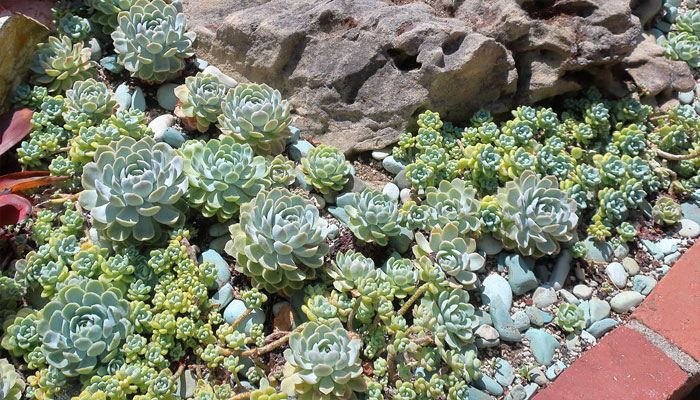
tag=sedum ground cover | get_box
[0,1,699,400]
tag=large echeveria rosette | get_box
[225,188,329,296]
[111,0,196,83]
[36,279,132,378]
[79,136,188,245]
[217,83,292,155]
[281,320,366,400]
[179,137,270,221]
[496,170,579,258]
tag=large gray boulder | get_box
[183,0,692,153]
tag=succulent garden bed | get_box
[1,1,699,400]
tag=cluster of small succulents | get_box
[392,89,696,247]
[663,8,700,68]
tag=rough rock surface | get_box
[0,10,49,112]
[183,0,692,153]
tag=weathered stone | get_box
[0,11,49,112]
[182,0,665,153]
[622,33,694,98]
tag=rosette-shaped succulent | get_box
[399,200,437,231]
[406,161,436,190]
[57,14,92,42]
[36,279,132,377]
[87,0,136,33]
[300,145,352,194]
[343,189,400,246]
[267,155,296,187]
[174,72,228,132]
[413,222,485,289]
[676,9,700,36]
[111,0,196,82]
[79,136,188,244]
[65,79,118,122]
[417,287,477,350]
[225,188,329,295]
[179,137,270,221]
[218,83,292,155]
[664,32,700,68]
[382,257,417,299]
[30,35,96,93]
[496,171,579,258]
[327,250,377,292]
[0,358,25,400]
[555,303,585,333]
[281,320,366,400]
[652,197,682,226]
[423,178,481,235]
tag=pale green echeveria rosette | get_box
[218,83,292,156]
[417,287,478,350]
[86,0,136,33]
[65,78,118,123]
[300,145,352,194]
[111,0,196,83]
[225,188,330,296]
[496,170,579,258]
[413,222,485,289]
[281,320,366,400]
[423,178,481,236]
[0,358,25,400]
[179,137,270,222]
[327,250,378,292]
[174,72,228,133]
[30,35,96,93]
[344,189,401,246]
[36,279,132,378]
[79,136,188,245]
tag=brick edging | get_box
[533,240,700,400]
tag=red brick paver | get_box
[534,326,688,400]
[632,240,700,361]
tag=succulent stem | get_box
[398,283,430,316]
